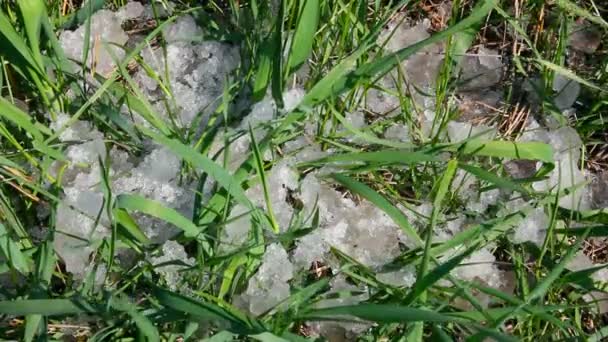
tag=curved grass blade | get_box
[458,163,529,195]
[299,0,496,109]
[110,296,160,342]
[139,127,254,211]
[455,140,553,163]
[554,0,608,29]
[0,298,98,316]
[405,242,480,305]
[152,287,260,333]
[305,149,438,167]
[286,0,320,73]
[0,223,30,275]
[115,194,200,238]
[299,304,459,323]
[332,174,423,247]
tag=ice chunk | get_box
[344,111,366,130]
[292,173,403,268]
[54,204,107,278]
[533,154,590,210]
[553,74,580,110]
[377,266,417,287]
[504,159,539,179]
[137,37,240,127]
[163,15,203,43]
[151,240,194,290]
[567,251,608,283]
[367,19,444,115]
[458,47,503,90]
[381,19,444,88]
[384,124,410,142]
[457,90,503,122]
[447,121,497,142]
[221,204,252,252]
[511,207,548,246]
[242,244,294,315]
[59,10,128,76]
[222,159,299,236]
[520,122,589,210]
[455,248,503,289]
[116,1,145,21]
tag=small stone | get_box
[591,171,608,209]
[504,160,539,179]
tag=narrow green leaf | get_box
[555,0,608,29]
[110,296,160,342]
[113,208,150,245]
[459,163,529,195]
[457,140,554,163]
[59,0,105,29]
[139,127,254,211]
[253,38,273,100]
[537,59,605,92]
[0,96,44,142]
[287,0,320,73]
[0,299,97,316]
[152,287,253,331]
[0,10,42,75]
[0,223,30,275]
[305,149,438,167]
[299,304,459,323]
[249,126,279,233]
[115,194,199,238]
[332,174,423,246]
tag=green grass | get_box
[0,0,607,340]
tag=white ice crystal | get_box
[512,207,548,246]
[59,10,128,76]
[151,240,194,290]
[136,16,240,127]
[553,74,580,111]
[458,47,503,90]
[291,173,404,269]
[447,121,497,142]
[367,19,444,115]
[455,248,503,289]
[384,124,411,142]
[242,243,294,315]
[519,120,591,211]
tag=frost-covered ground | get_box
[1,0,608,340]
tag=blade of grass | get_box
[115,194,200,238]
[286,0,320,73]
[249,125,279,233]
[332,173,423,247]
